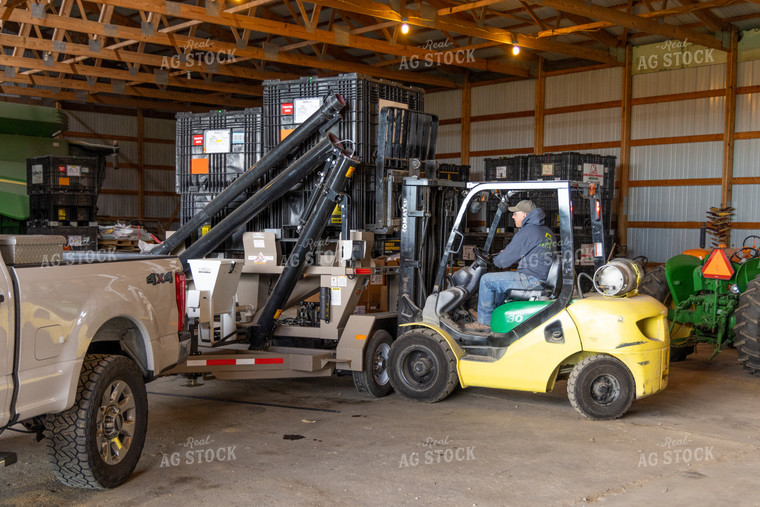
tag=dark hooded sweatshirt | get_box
[492,208,556,283]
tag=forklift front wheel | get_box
[388,328,458,403]
[353,330,394,398]
[567,355,635,420]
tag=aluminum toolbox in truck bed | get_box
[0,234,66,265]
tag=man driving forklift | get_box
[466,199,557,331]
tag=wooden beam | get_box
[531,0,723,50]
[721,30,738,212]
[313,0,618,64]
[0,6,455,88]
[461,73,471,166]
[618,44,632,250]
[674,0,730,32]
[438,0,505,16]
[534,58,545,155]
[87,0,524,78]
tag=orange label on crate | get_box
[190,158,209,175]
[280,129,294,141]
[58,177,70,186]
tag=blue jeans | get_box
[477,271,542,325]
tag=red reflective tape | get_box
[255,358,284,365]
[206,359,236,366]
[355,268,371,275]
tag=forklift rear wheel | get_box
[45,354,148,489]
[353,330,394,398]
[388,328,458,403]
[734,276,760,374]
[567,355,635,420]
[639,266,694,362]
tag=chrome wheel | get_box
[96,380,136,465]
[372,342,391,386]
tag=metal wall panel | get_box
[631,97,724,139]
[424,89,462,119]
[627,228,703,263]
[144,117,177,140]
[436,124,462,156]
[145,195,180,220]
[735,94,760,132]
[731,185,760,222]
[628,185,721,221]
[65,110,138,136]
[145,169,175,193]
[730,230,760,249]
[545,67,622,108]
[544,108,621,146]
[468,156,487,180]
[632,64,726,98]
[144,141,175,167]
[629,142,722,180]
[738,59,760,87]
[471,80,535,115]
[734,139,760,177]
[97,194,137,218]
[470,117,534,151]
[101,166,138,192]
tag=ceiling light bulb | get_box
[512,45,520,55]
[401,18,409,34]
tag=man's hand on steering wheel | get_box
[473,247,495,265]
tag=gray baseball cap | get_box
[508,200,536,214]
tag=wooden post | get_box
[461,72,471,166]
[618,44,633,252]
[534,57,545,155]
[137,108,145,221]
[721,30,738,213]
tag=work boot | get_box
[468,308,478,320]
[464,321,490,332]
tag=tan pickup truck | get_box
[0,235,189,489]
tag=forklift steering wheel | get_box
[730,247,760,263]
[472,247,494,265]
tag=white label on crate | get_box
[66,165,81,177]
[370,274,383,285]
[331,287,342,306]
[247,253,274,263]
[580,243,594,266]
[253,239,266,248]
[31,164,43,184]
[81,166,90,174]
[294,98,322,124]
[541,163,554,176]
[204,129,231,153]
[495,166,507,179]
[583,163,604,185]
[379,99,408,113]
[232,131,245,144]
[330,276,347,287]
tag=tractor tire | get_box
[388,328,458,403]
[352,330,394,398]
[734,276,760,374]
[45,354,148,489]
[639,266,694,362]
[567,354,635,420]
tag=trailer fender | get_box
[336,315,379,371]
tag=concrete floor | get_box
[2,346,760,506]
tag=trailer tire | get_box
[45,354,148,489]
[352,330,394,398]
[568,355,635,420]
[639,266,694,362]
[388,328,458,403]
[734,276,760,374]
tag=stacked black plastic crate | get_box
[261,74,424,234]
[483,152,617,286]
[26,155,100,250]
[175,107,262,255]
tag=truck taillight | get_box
[175,272,186,331]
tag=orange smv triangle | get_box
[701,248,734,280]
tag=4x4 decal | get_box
[146,272,174,285]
